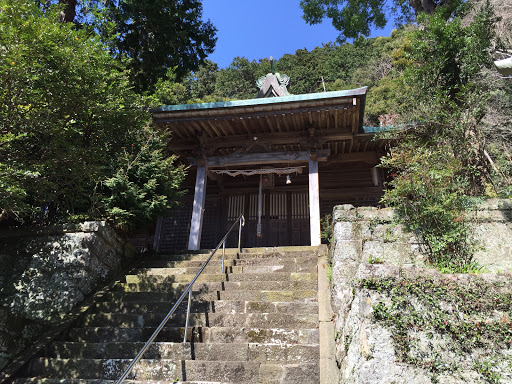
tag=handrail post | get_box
[221,241,225,273]
[238,217,243,253]
[183,289,192,343]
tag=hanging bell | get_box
[286,175,291,185]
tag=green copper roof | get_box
[152,87,368,113]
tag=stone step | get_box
[76,312,319,329]
[123,272,317,284]
[11,246,321,384]
[93,299,319,315]
[44,341,319,363]
[147,247,318,262]
[24,358,319,383]
[62,326,319,345]
[140,255,318,269]
[101,289,318,303]
[112,279,317,293]
[131,262,317,276]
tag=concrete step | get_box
[101,289,318,303]
[24,358,319,383]
[45,341,319,363]
[123,272,317,284]
[76,312,319,329]
[112,279,317,293]
[61,326,319,345]
[93,300,319,315]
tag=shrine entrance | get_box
[215,166,310,248]
[151,68,386,252]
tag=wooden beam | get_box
[328,151,379,164]
[188,165,207,250]
[189,149,330,167]
[170,129,353,152]
[309,154,321,246]
[319,186,383,200]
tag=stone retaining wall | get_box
[329,200,512,383]
[0,221,136,370]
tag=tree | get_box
[0,0,185,229]
[186,59,219,101]
[58,0,77,22]
[106,0,216,93]
[276,49,323,94]
[215,57,267,100]
[37,0,217,93]
[300,0,460,40]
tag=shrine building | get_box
[151,68,386,251]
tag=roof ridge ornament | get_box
[256,56,291,98]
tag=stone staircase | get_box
[11,246,323,383]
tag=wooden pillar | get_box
[309,153,321,246]
[371,166,379,187]
[188,164,207,250]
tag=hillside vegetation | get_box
[1,1,511,271]
[160,1,511,271]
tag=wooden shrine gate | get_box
[225,191,310,248]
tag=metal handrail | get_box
[115,214,245,383]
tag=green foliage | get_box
[380,2,499,271]
[474,359,504,384]
[103,0,217,93]
[95,130,186,232]
[151,68,190,106]
[185,59,219,101]
[368,254,384,264]
[0,0,185,230]
[300,0,462,41]
[326,260,333,283]
[381,143,479,271]
[320,214,333,244]
[39,0,217,94]
[300,0,388,40]
[215,57,266,100]
[275,49,324,94]
[212,36,399,102]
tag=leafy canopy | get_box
[300,0,461,40]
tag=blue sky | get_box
[202,0,395,69]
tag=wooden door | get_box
[225,191,310,248]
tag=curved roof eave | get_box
[151,87,368,113]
